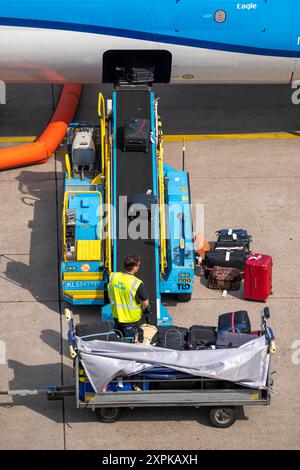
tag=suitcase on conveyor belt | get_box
[127,66,155,84]
[204,249,248,271]
[128,193,158,220]
[124,118,150,152]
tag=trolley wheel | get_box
[209,407,236,429]
[95,407,122,423]
[177,293,192,302]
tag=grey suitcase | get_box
[216,331,258,349]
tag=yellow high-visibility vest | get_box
[108,272,143,323]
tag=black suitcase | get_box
[214,240,250,253]
[75,321,121,342]
[124,118,150,152]
[128,193,158,220]
[157,326,188,350]
[187,325,217,349]
[128,66,155,84]
[218,311,251,334]
[216,331,258,349]
[204,250,248,271]
[216,229,252,251]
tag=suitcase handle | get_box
[163,328,185,348]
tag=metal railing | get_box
[98,92,106,177]
[157,121,167,274]
[105,136,112,273]
[95,93,112,272]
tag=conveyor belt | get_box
[114,87,158,324]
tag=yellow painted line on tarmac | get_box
[164,133,300,142]
[1,132,300,144]
[0,136,36,143]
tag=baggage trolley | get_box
[48,306,274,428]
[3,308,274,429]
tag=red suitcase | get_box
[244,253,273,302]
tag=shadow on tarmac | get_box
[3,170,61,307]
[0,358,248,427]
[0,328,249,427]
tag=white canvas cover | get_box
[76,335,270,392]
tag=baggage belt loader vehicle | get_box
[61,73,195,325]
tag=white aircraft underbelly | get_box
[0,26,296,84]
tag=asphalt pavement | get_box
[0,84,299,450]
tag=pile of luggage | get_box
[75,311,259,351]
[203,228,273,302]
[152,310,258,350]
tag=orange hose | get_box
[0,84,82,171]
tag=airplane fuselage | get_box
[0,0,300,83]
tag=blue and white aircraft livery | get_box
[0,0,300,83]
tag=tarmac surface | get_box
[0,85,300,450]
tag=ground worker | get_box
[108,254,152,337]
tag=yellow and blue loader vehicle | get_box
[61,79,195,326]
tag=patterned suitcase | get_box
[244,253,273,302]
[208,266,242,291]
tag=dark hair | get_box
[124,254,141,271]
